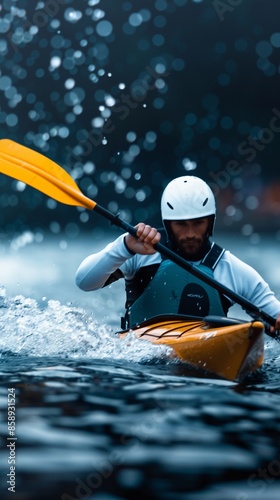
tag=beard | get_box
[164,218,214,261]
[175,236,210,261]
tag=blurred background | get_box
[0,0,280,242]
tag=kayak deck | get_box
[119,316,265,381]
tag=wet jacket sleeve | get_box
[215,251,280,319]
[75,234,136,291]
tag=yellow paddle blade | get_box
[0,139,96,210]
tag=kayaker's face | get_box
[169,217,210,259]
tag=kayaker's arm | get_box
[75,234,135,291]
[75,233,161,292]
[215,251,280,330]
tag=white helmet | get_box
[161,176,216,234]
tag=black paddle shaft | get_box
[94,203,278,336]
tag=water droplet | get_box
[182,158,197,171]
[96,20,113,37]
[145,131,157,143]
[245,196,259,210]
[16,181,26,192]
[92,117,105,128]
[64,8,83,23]
[126,131,137,142]
[242,224,254,236]
[59,240,68,250]
[50,56,61,69]
[129,13,143,27]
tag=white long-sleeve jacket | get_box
[75,234,280,320]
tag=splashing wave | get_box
[0,287,171,361]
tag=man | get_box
[75,176,280,333]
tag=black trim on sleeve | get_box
[123,236,136,255]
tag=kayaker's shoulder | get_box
[218,248,245,265]
[218,248,259,274]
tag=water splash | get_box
[0,288,171,362]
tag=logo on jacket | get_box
[178,283,210,316]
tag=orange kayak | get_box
[119,315,265,381]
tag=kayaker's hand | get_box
[125,223,161,255]
[270,313,280,335]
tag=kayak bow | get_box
[119,315,265,381]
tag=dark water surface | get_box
[0,233,280,500]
